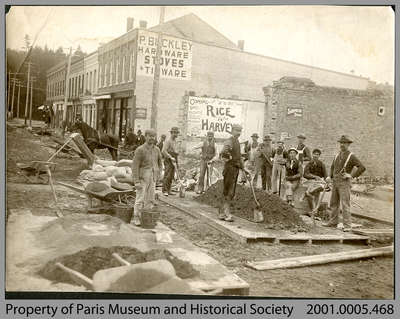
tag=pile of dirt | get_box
[195,180,308,231]
[38,246,199,285]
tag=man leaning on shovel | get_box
[219,124,250,222]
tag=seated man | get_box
[303,148,328,213]
[284,148,303,206]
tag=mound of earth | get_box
[195,180,308,231]
[38,246,199,285]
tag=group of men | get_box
[220,124,366,232]
[130,123,366,232]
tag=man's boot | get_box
[218,203,227,220]
[131,207,141,226]
[223,202,234,222]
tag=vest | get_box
[227,137,242,167]
[286,159,300,177]
[201,140,216,161]
[333,152,353,176]
[296,144,306,162]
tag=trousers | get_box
[198,159,213,192]
[285,179,299,200]
[162,159,175,193]
[223,164,239,202]
[328,177,352,228]
[134,169,156,218]
[272,163,285,193]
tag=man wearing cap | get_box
[162,127,180,196]
[243,133,260,184]
[195,131,217,194]
[296,134,312,165]
[285,148,303,206]
[131,129,163,226]
[219,124,249,222]
[323,135,365,232]
[255,135,274,191]
[271,140,288,194]
[303,148,328,212]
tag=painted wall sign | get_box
[287,107,303,117]
[137,30,192,80]
[187,97,265,140]
[135,108,147,119]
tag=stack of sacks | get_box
[78,159,134,189]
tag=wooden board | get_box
[71,134,95,166]
[352,229,394,236]
[159,194,370,245]
[246,245,393,270]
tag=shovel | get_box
[243,170,264,223]
[172,161,185,198]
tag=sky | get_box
[6,5,394,84]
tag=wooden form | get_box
[159,195,370,245]
[246,245,393,270]
[352,229,394,237]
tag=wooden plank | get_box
[159,195,369,245]
[57,181,85,194]
[71,134,95,166]
[246,246,393,270]
[352,229,394,236]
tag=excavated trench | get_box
[38,246,199,285]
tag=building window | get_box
[94,69,97,92]
[378,106,385,116]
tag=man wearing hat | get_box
[137,129,146,146]
[244,133,260,185]
[195,131,217,194]
[285,148,303,206]
[271,140,288,194]
[323,135,365,232]
[254,135,274,191]
[303,148,328,212]
[219,124,249,221]
[131,129,163,226]
[162,127,180,196]
[296,134,312,165]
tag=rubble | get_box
[195,180,308,231]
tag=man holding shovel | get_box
[219,124,250,222]
[271,140,288,195]
[195,131,217,194]
[162,127,180,196]
[255,135,274,192]
[131,129,163,226]
[323,135,365,232]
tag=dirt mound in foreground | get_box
[38,246,199,285]
[195,180,308,231]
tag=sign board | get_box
[287,107,303,117]
[137,30,192,80]
[135,108,147,119]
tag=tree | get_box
[24,34,31,52]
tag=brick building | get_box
[263,77,394,177]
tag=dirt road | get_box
[6,124,394,298]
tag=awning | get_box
[94,95,111,100]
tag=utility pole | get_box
[150,6,165,131]
[63,47,73,124]
[29,77,35,127]
[10,76,17,119]
[17,81,21,119]
[24,62,31,125]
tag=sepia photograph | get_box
[5,5,394,298]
